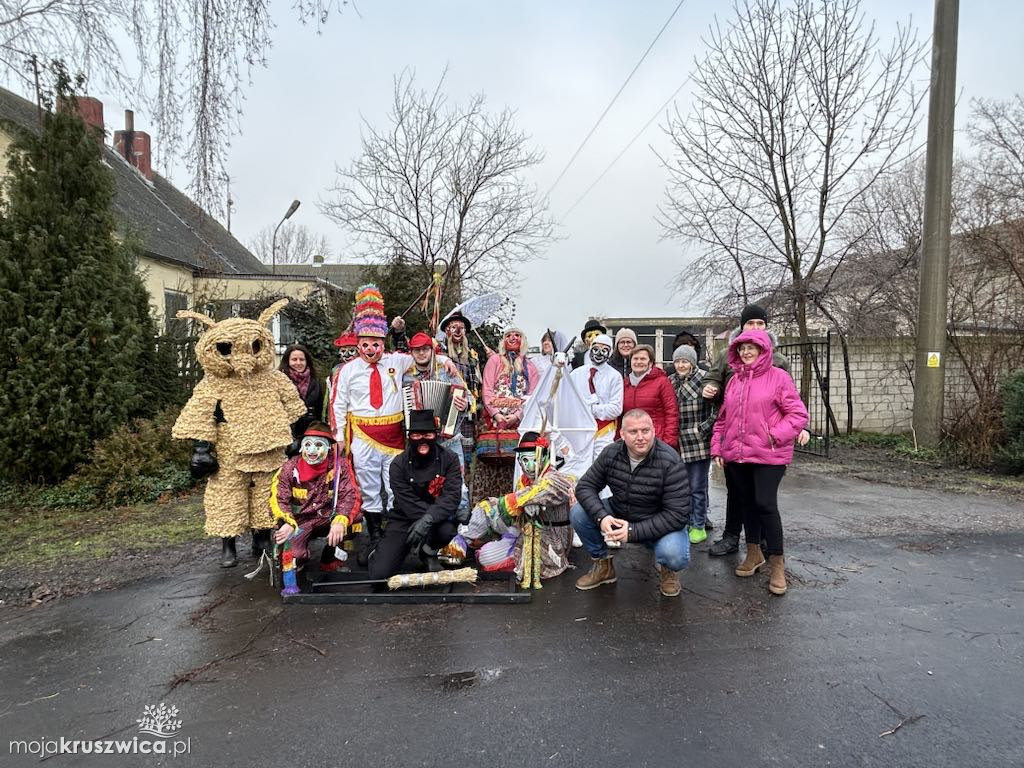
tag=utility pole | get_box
[912,0,959,449]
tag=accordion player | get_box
[403,379,466,439]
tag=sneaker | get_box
[575,557,616,590]
[708,533,740,556]
[655,564,681,597]
[689,526,708,544]
[571,531,583,548]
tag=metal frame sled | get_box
[268,551,532,605]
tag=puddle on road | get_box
[436,667,504,692]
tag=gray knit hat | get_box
[614,327,637,345]
[672,345,698,366]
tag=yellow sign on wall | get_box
[927,352,941,368]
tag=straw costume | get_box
[171,299,307,567]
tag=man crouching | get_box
[270,422,360,592]
[570,408,691,597]
[368,409,465,582]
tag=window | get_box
[163,290,190,337]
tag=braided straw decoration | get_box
[386,567,478,590]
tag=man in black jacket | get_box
[368,409,467,581]
[570,409,691,597]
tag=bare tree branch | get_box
[321,70,556,298]
[0,0,353,213]
[248,222,332,265]
[659,0,926,342]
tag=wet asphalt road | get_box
[1,464,1023,768]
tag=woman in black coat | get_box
[280,344,324,439]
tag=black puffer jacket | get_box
[576,439,690,542]
[608,352,631,379]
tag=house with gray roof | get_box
[0,86,341,338]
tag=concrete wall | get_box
[773,336,1010,434]
[0,128,13,173]
[138,257,194,328]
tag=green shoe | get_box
[689,526,708,544]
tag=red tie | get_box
[588,367,598,394]
[369,364,383,409]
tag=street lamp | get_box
[271,199,301,274]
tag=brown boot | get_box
[734,544,766,577]
[768,555,788,595]
[655,564,681,597]
[575,557,616,590]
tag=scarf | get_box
[628,370,649,387]
[507,352,530,396]
[296,449,332,484]
[287,366,311,399]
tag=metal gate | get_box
[776,334,832,457]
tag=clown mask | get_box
[340,346,358,363]
[589,343,611,365]
[358,338,384,363]
[583,329,601,347]
[300,436,331,466]
[517,451,539,478]
[446,321,466,342]
[504,332,523,352]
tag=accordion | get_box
[403,380,465,439]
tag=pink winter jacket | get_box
[711,330,808,466]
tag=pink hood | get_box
[711,330,808,465]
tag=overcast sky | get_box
[94,0,1024,343]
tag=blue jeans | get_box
[442,435,470,515]
[685,458,711,529]
[569,500,690,571]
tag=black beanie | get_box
[740,304,768,327]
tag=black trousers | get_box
[722,464,743,538]
[724,463,786,556]
[367,520,457,581]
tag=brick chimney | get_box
[56,95,105,144]
[74,96,104,134]
[113,109,153,181]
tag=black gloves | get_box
[189,441,219,480]
[405,513,434,549]
[454,505,472,525]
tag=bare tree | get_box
[0,0,351,213]
[963,95,1024,295]
[824,97,1024,452]
[248,222,332,265]
[321,70,556,299]
[660,0,926,344]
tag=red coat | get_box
[620,367,679,449]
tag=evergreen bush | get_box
[996,369,1024,474]
[0,68,174,483]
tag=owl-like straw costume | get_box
[172,299,307,542]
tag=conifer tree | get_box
[0,68,172,484]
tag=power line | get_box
[544,0,689,198]
[561,73,692,219]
